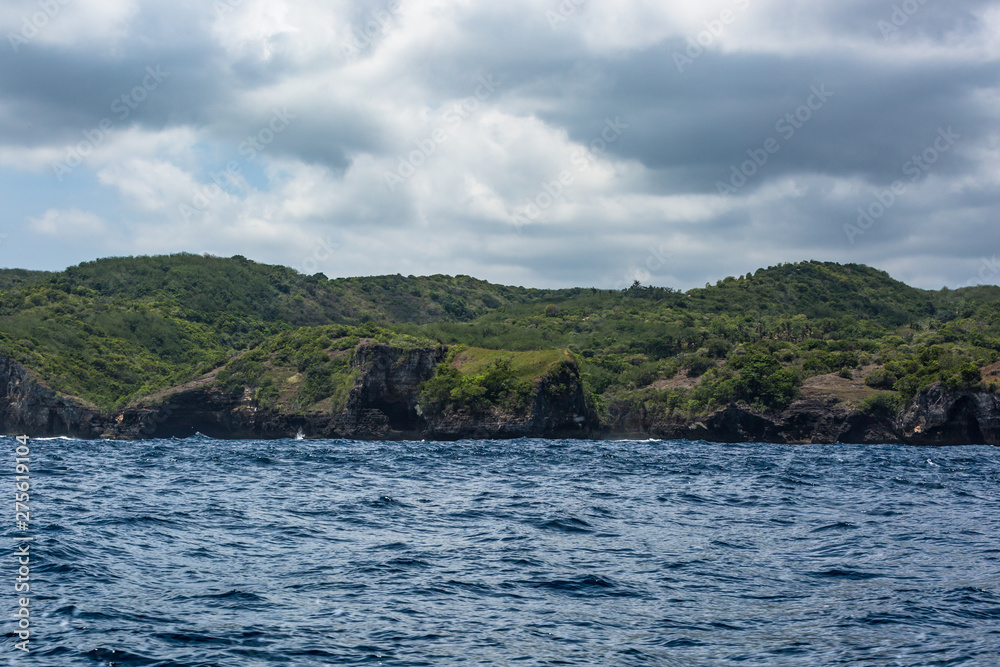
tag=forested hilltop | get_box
[1,253,999,442]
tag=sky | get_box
[0,0,998,290]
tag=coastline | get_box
[3,351,996,445]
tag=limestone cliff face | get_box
[343,344,447,437]
[104,386,302,440]
[611,396,899,444]
[0,355,103,438]
[608,383,1000,446]
[900,385,1000,446]
[110,347,597,441]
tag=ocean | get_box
[5,436,1000,666]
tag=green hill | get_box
[0,268,51,291]
[685,262,938,325]
[1,254,998,418]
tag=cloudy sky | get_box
[1,0,998,290]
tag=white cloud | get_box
[28,208,108,237]
[97,158,201,211]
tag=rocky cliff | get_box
[0,355,104,438]
[900,385,1000,446]
[422,359,599,440]
[2,350,999,444]
[606,385,1000,446]
[610,396,900,445]
[0,346,600,441]
[102,344,448,440]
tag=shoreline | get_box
[4,348,998,447]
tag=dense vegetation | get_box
[419,347,567,416]
[211,324,438,412]
[1,254,998,420]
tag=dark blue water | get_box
[4,437,1000,666]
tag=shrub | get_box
[705,338,731,358]
[730,353,800,410]
[942,363,983,392]
[685,356,715,378]
[864,368,897,390]
[418,356,533,416]
[893,374,921,400]
[858,392,905,418]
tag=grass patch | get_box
[451,346,566,382]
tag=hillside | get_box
[1,254,999,443]
[0,254,568,408]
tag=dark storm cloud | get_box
[523,48,996,195]
[0,0,998,290]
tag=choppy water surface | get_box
[5,437,1000,665]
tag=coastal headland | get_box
[2,254,998,444]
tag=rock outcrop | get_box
[900,385,1000,446]
[612,396,899,444]
[422,360,599,440]
[341,344,446,437]
[0,355,103,438]
[105,344,448,440]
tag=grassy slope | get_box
[450,347,567,381]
